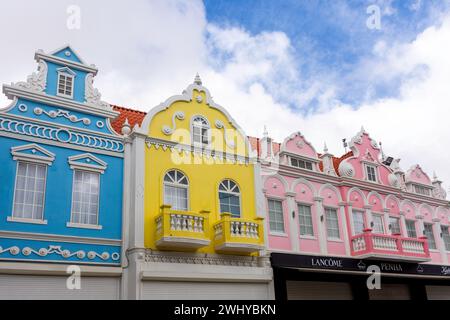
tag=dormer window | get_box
[365,164,377,182]
[191,116,210,146]
[290,157,313,170]
[57,67,75,99]
[413,184,431,196]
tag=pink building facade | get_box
[252,128,450,300]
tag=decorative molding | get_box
[68,153,108,173]
[338,161,355,178]
[215,119,235,148]
[34,107,91,126]
[0,244,120,262]
[162,111,185,135]
[144,251,259,267]
[0,116,124,153]
[13,60,47,93]
[11,143,56,165]
[84,73,111,110]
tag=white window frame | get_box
[218,179,241,218]
[67,153,107,230]
[412,184,432,196]
[163,169,189,211]
[352,210,365,235]
[56,67,76,99]
[8,144,55,225]
[424,223,436,250]
[290,156,313,171]
[190,115,210,148]
[324,207,340,240]
[364,163,378,183]
[298,203,314,237]
[372,213,385,234]
[389,216,401,235]
[441,225,450,251]
[267,198,285,235]
[405,219,417,238]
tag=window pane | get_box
[441,226,450,251]
[352,211,365,235]
[268,200,284,233]
[424,224,436,249]
[13,162,47,220]
[372,215,384,234]
[298,205,314,236]
[389,217,401,234]
[406,220,417,238]
[71,170,100,225]
[325,208,340,239]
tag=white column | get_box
[285,192,299,252]
[339,202,350,255]
[348,204,355,235]
[384,209,391,234]
[416,214,425,236]
[254,163,268,257]
[433,218,448,264]
[314,196,327,255]
[399,211,408,237]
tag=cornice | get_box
[35,51,98,75]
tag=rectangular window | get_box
[268,200,285,233]
[389,217,401,235]
[13,162,47,220]
[405,220,417,238]
[352,210,365,235]
[164,185,188,211]
[219,192,240,217]
[372,214,385,234]
[325,208,340,239]
[290,157,313,170]
[414,185,431,196]
[366,165,377,182]
[71,170,100,225]
[441,226,450,251]
[298,204,314,236]
[424,223,436,249]
[58,73,74,98]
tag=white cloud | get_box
[1,0,450,191]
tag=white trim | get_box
[11,143,55,165]
[69,169,101,227]
[0,262,122,276]
[3,85,118,119]
[6,216,47,225]
[0,230,121,245]
[66,222,103,230]
[163,169,190,211]
[56,68,75,100]
[218,179,242,218]
[68,153,108,174]
[190,114,211,148]
[35,48,97,74]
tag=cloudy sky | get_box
[1,0,450,189]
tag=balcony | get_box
[213,213,265,254]
[350,229,430,262]
[155,205,210,250]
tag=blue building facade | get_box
[0,46,124,267]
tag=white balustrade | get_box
[169,214,204,233]
[230,221,259,239]
[372,235,397,251]
[352,237,366,252]
[402,239,425,253]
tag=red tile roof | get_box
[111,105,147,134]
[248,136,281,157]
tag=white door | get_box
[0,275,120,300]
[142,281,271,300]
[286,281,353,300]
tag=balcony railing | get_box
[350,229,430,262]
[155,205,210,250]
[213,213,264,254]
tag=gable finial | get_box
[361,126,365,133]
[194,73,202,86]
[323,142,328,153]
[122,118,131,136]
[433,171,438,181]
[263,125,268,138]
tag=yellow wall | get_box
[143,88,258,254]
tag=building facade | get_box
[119,76,273,300]
[0,46,125,299]
[255,128,450,300]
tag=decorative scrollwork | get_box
[13,60,48,92]
[162,111,185,135]
[85,73,111,110]
[215,120,235,148]
[34,107,91,126]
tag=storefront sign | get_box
[271,252,450,278]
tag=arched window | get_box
[191,116,209,146]
[163,170,188,211]
[219,179,241,217]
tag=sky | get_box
[1,0,450,190]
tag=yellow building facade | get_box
[141,76,264,255]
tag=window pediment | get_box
[11,143,55,165]
[68,153,107,173]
